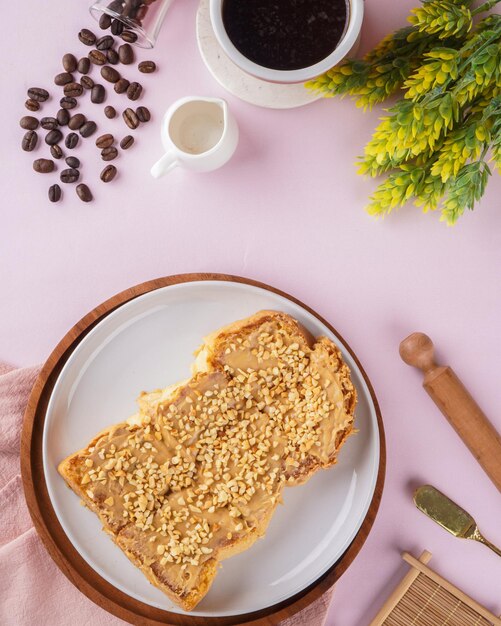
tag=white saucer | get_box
[196,0,322,109]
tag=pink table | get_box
[2,0,501,624]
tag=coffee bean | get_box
[100,164,117,182]
[114,78,129,94]
[96,133,114,149]
[77,57,90,74]
[20,116,39,130]
[135,4,148,23]
[65,132,79,149]
[22,130,38,152]
[106,48,119,65]
[68,113,86,130]
[104,105,116,119]
[80,76,94,90]
[50,144,63,159]
[136,106,150,122]
[121,30,138,43]
[127,82,142,101]
[33,158,54,173]
[45,129,63,145]
[120,134,134,150]
[111,19,124,36]
[60,96,77,109]
[122,107,139,129]
[76,184,92,202]
[54,72,74,86]
[101,146,118,161]
[63,53,78,73]
[118,43,134,65]
[91,84,106,103]
[99,13,112,30]
[48,184,61,202]
[64,82,83,97]
[108,0,123,12]
[101,66,120,83]
[28,87,49,102]
[97,35,115,50]
[80,121,97,138]
[78,28,96,46]
[89,50,106,66]
[56,108,70,126]
[138,60,156,73]
[40,117,58,130]
[25,98,40,112]
[60,168,80,183]
[65,156,80,168]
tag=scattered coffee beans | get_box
[127,82,142,101]
[65,132,79,149]
[104,105,116,119]
[111,19,124,36]
[48,184,61,202]
[96,133,114,149]
[114,78,129,94]
[136,106,150,122]
[54,72,74,86]
[65,156,80,168]
[20,116,39,130]
[76,183,92,202]
[121,30,138,43]
[50,144,63,159]
[45,129,63,145]
[22,130,38,152]
[101,66,120,83]
[138,60,156,73]
[118,43,134,65]
[91,84,106,103]
[96,35,115,50]
[89,49,107,65]
[78,28,96,46]
[64,82,84,97]
[80,121,97,137]
[99,13,112,30]
[40,117,58,130]
[123,108,139,129]
[120,135,134,150]
[56,108,70,126]
[81,76,95,90]
[100,164,117,182]
[60,168,80,183]
[77,57,91,74]
[33,158,54,173]
[63,53,78,73]
[25,99,40,112]
[60,96,77,109]
[68,113,86,130]
[107,49,119,65]
[101,146,118,161]
[28,87,49,102]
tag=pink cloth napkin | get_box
[0,363,333,626]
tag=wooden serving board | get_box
[21,273,386,626]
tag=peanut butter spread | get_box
[61,313,356,604]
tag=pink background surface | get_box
[2,0,501,624]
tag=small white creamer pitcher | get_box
[151,96,239,178]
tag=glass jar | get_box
[90,0,173,48]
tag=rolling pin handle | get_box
[399,332,438,375]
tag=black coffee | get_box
[222,0,349,71]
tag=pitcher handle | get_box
[151,150,179,178]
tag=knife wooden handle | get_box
[400,332,501,494]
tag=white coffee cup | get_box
[209,0,364,84]
[151,96,239,178]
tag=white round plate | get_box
[43,280,380,617]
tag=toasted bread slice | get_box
[58,310,356,610]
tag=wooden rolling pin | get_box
[399,332,501,494]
